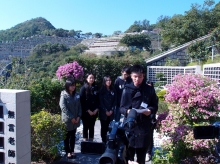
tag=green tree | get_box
[28,78,63,114]
[93,32,103,38]
[113,31,122,35]
[125,19,153,33]
[154,73,167,88]
[120,34,151,50]
[187,40,210,62]
[142,19,150,30]
[75,30,82,38]
[31,43,69,55]
[54,28,69,37]
[156,15,171,29]
[125,24,142,33]
[160,1,218,46]
[70,44,88,54]
[84,32,93,38]
[68,29,76,37]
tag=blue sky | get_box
[0,0,207,35]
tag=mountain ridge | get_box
[0,17,56,41]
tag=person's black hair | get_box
[84,72,96,96]
[121,66,131,75]
[130,64,145,74]
[100,75,114,93]
[65,78,76,94]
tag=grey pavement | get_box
[60,120,152,164]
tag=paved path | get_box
[60,120,153,164]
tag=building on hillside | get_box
[84,36,127,55]
[147,65,202,84]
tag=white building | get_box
[203,63,220,85]
[147,65,202,84]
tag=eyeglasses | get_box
[106,80,112,81]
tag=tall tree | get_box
[142,19,150,30]
[68,30,76,37]
[160,1,218,46]
[75,30,82,38]
[113,31,122,35]
[84,32,93,38]
[120,34,151,50]
[93,33,102,38]
[156,15,171,28]
[125,24,142,33]
[187,40,210,62]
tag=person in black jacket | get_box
[80,73,99,141]
[120,65,158,164]
[99,75,116,143]
[145,81,159,162]
[114,66,132,121]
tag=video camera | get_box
[193,122,220,139]
[99,109,137,164]
[193,122,220,162]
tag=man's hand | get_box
[71,118,76,124]
[109,110,113,116]
[143,109,151,116]
[92,109,98,115]
[88,110,94,116]
[106,111,110,116]
[75,117,80,124]
[127,109,130,114]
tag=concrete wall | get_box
[0,35,82,59]
[0,89,30,164]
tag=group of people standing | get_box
[59,64,158,164]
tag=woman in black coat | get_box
[99,75,116,143]
[80,73,99,141]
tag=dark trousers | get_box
[82,116,96,139]
[64,129,76,154]
[146,128,154,155]
[127,146,146,164]
[100,117,111,143]
[114,106,121,122]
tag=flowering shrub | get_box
[56,61,84,81]
[31,110,66,161]
[156,111,168,132]
[158,74,220,162]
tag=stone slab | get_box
[0,89,30,104]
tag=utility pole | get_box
[206,44,216,62]
[206,42,220,62]
[212,45,214,62]
[157,31,160,50]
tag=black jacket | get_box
[114,76,132,106]
[99,88,117,121]
[120,82,158,148]
[79,84,99,119]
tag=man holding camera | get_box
[120,64,158,164]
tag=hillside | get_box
[0,17,55,41]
